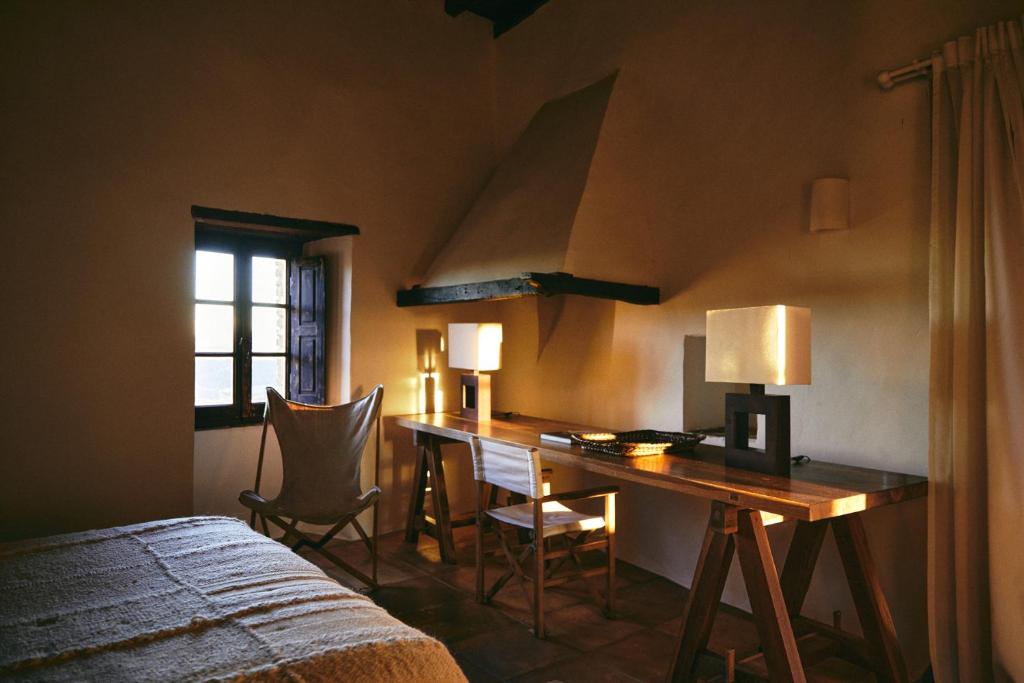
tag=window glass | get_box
[252,257,287,304]
[252,306,286,353]
[195,357,233,406]
[196,251,233,301]
[195,304,233,352]
[252,357,286,404]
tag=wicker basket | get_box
[570,430,705,457]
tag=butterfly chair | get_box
[239,385,383,589]
[470,437,618,639]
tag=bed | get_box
[0,516,466,682]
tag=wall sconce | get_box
[416,329,444,413]
[810,177,849,232]
[448,323,502,422]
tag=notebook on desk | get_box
[539,431,574,445]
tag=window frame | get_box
[194,230,302,430]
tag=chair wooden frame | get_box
[241,388,383,590]
[471,439,618,639]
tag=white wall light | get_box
[809,177,850,232]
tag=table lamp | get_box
[448,323,502,422]
[705,305,811,476]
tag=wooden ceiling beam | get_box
[396,272,660,307]
[444,0,551,37]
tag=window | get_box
[194,234,295,428]
[192,205,356,429]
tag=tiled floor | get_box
[305,528,876,682]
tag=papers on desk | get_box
[539,431,574,445]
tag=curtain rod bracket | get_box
[877,57,933,90]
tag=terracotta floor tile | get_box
[487,585,585,627]
[452,625,578,680]
[370,574,470,617]
[510,655,646,683]
[655,615,682,636]
[587,628,678,683]
[655,606,760,657]
[614,560,660,585]
[402,597,523,646]
[805,657,877,683]
[377,531,446,568]
[455,655,505,683]
[433,558,506,595]
[541,602,646,652]
[613,576,688,627]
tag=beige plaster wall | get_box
[0,0,496,539]
[488,0,1021,674]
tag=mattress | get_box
[0,516,466,682]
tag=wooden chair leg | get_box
[262,513,377,590]
[313,513,358,550]
[567,532,604,607]
[668,515,735,682]
[488,530,533,603]
[351,517,372,551]
[306,541,377,589]
[735,508,805,683]
[267,515,303,549]
[372,512,379,588]
[350,515,379,591]
[476,481,485,603]
[485,566,517,603]
[373,414,380,588]
[832,514,909,683]
[533,500,545,639]
[606,493,616,618]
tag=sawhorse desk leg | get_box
[667,504,908,683]
[404,431,465,564]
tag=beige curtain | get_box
[928,18,1024,683]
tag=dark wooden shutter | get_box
[289,257,326,404]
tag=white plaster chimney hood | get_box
[397,72,660,307]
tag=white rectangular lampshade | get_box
[447,323,503,371]
[705,305,811,385]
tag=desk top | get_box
[395,412,927,522]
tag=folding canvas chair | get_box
[239,385,383,589]
[470,436,618,639]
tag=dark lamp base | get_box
[724,383,791,477]
[459,373,491,422]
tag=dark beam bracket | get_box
[396,271,660,307]
[192,205,359,243]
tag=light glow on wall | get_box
[417,372,443,414]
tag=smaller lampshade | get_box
[809,178,849,232]
[448,323,503,372]
[705,305,811,386]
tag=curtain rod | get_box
[877,57,932,90]
[880,16,1023,90]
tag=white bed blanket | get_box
[0,516,466,682]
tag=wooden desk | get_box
[396,412,926,683]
